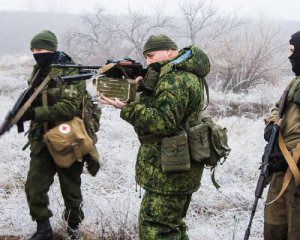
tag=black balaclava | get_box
[289,31,300,76]
[33,52,56,68]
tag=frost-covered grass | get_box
[0,55,285,239]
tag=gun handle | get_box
[17,121,24,133]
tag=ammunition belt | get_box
[138,134,163,145]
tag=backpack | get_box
[187,116,230,166]
[186,115,231,189]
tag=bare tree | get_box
[62,5,173,65]
[177,0,243,47]
[113,6,173,63]
[62,7,119,64]
[211,21,286,93]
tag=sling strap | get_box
[266,132,300,205]
[42,88,49,133]
[12,74,53,126]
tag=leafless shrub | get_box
[211,21,286,93]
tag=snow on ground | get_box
[0,55,289,239]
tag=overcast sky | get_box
[0,0,300,21]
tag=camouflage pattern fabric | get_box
[264,76,300,239]
[121,45,210,238]
[264,172,300,240]
[139,191,192,240]
[25,52,89,223]
[121,45,210,195]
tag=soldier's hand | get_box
[135,76,143,90]
[98,94,127,109]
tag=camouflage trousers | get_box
[264,172,300,240]
[25,148,84,224]
[139,190,192,240]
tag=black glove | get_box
[269,153,288,173]
[262,143,288,173]
[19,108,35,122]
[264,123,274,141]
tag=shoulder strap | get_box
[12,74,53,125]
[267,133,300,205]
[201,77,209,110]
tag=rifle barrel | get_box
[52,64,101,69]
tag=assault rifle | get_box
[0,69,53,136]
[244,90,289,240]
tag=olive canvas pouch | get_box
[161,130,191,173]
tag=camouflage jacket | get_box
[27,52,87,155]
[265,76,300,150]
[121,45,210,194]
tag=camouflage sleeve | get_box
[121,72,191,136]
[34,80,85,122]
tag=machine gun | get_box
[243,90,289,240]
[52,58,147,79]
[54,58,147,102]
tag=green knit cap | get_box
[30,30,58,51]
[143,34,177,54]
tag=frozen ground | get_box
[0,55,289,239]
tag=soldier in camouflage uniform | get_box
[20,30,100,240]
[100,34,210,239]
[264,31,300,240]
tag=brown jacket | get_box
[265,76,300,149]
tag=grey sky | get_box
[0,0,299,21]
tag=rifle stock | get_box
[244,90,289,240]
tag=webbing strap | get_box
[138,134,163,145]
[12,75,53,125]
[201,77,209,111]
[279,132,300,185]
[267,133,300,205]
[42,89,48,133]
[171,50,192,64]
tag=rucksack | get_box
[187,116,231,188]
[187,116,230,166]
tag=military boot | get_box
[67,223,83,240]
[29,219,53,240]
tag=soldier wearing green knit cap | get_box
[20,30,101,240]
[99,34,210,239]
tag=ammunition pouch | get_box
[187,116,230,167]
[161,129,191,173]
[44,117,94,168]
